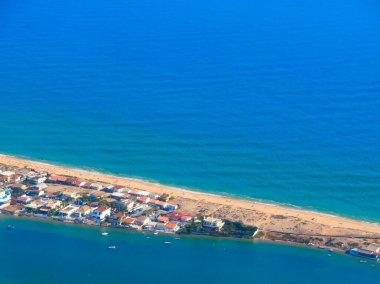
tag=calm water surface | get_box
[1,216,379,284]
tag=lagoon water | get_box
[1,216,379,284]
[0,0,380,281]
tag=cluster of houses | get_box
[0,169,226,234]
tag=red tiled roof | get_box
[165,222,178,229]
[121,217,135,224]
[157,216,169,223]
[96,206,110,213]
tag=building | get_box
[0,188,11,207]
[57,205,80,219]
[72,205,93,218]
[28,176,47,185]
[128,189,150,197]
[157,216,170,223]
[25,201,46,214]
[349,243,380,261]
[168,213,193,222]
[164,222,180,233]
[110,192,129,200]
[1,205,21,215]
[90,183,103,191]
[30,183,48,191]
[203,217,225,230]
[149,199,167,209]
[108,212,124,223]
[135,216,151,226]
[165,203,178,211]
[16,196,33,205]
[137,196,151,204]
[91,206,111,221]
[45,200,62,210]
[47,175,68,184]
[120,217,136,226]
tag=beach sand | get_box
[1,154,379,244]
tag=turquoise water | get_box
[1,216,379,284]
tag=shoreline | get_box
[1,153,380,254]
[0,153,376,225]
[0,214,372,264]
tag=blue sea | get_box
[0,0,380,282]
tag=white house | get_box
[57,205,80,219]
[29,176,47,185]
[203,217,225,230]
[72,205,93,219]
[90,183,103,191]
[91,206,111,221]
[0,188,11,208]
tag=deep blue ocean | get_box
[1,0,380,221]
[1,0,380,281]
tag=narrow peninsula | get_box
[0,154,379,260]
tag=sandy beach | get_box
[1,154,379,245]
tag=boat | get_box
[154,232,158,235]
[164,241,171,244]
[7,225,15,230]
[146,236,151,239]
[101,232,109,236]
[108,246,116,249]
[175,237,180,240]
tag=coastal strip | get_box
[0,154,379,259]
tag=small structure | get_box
[1,205,21,215]
[349,243,380,261]
[30,183,48,191]
[28,176,47,185]
[203,216,225,230]
[157,216,170,223]
[0,188,11,207]
[90,183,103,191]
[16,196,33,205]
[91,206,111,221]
[135,216,151,226]
[120,217,136,226]
[57,205,80,219]
[47,175,68,184]
[165,203,178,211]
[25,201,46,214]
[137,196,151,204]
[164,222,180,233]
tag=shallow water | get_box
[1,216,379,284]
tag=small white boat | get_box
[164,241,171,244]
[175,237,180,240]
[327,254,332,257]
[154,232,158,235]
[146,236,151,239]
[101,232,109,236]
[108,246,116,249]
